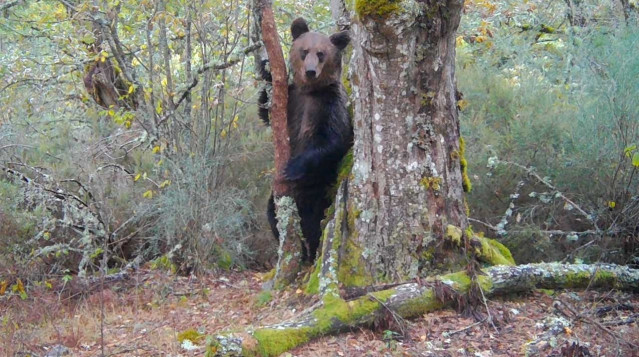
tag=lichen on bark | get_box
[272,195,303,289]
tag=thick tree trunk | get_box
[329,0,470,286]
[211,263,639,356]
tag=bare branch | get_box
[174,44,260,109]
[0,0,24,12]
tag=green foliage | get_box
[458,1,639,264]
[0,181,38,241]
[0,180,58,278]
[254,290,273,307]
[150,255,177,273]
[0,0,287,276]
[382,329,401,349]
[150,151,265,273]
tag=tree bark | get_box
[329,0,470,286]
[211,263,639,356]
[257,0,303,287]
[81,3,138,111]
[330,0,350,31]
[259,2,289,197]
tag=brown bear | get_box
[260,18,352,261]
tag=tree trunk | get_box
[256,0,304,287]
[322,0,471,288]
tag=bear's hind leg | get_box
[298,193,331,261]
[267,193,279,240]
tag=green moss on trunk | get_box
[355,0,401,18]
[305,261,321,294]
[459,137,472,193]
[250,290,395,356]
[394,290,444,317]
[475,236,516,266]
[560,270,619,289]
[253,327,312,356]
[446,225,515,266]
[338,239,373,287]
[445,225,463,245]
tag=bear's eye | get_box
[301,49,309,60]
[317,52,325,62]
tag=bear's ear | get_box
[291,18,310,40]
[329,31,350,51]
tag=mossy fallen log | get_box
[210,263,639,356]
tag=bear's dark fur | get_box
[260,18,353,261]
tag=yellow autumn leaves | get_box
[133,146,171,199]
[220,115,240,138]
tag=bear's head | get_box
[289,18,350,91]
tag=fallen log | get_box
[210,263,639,356]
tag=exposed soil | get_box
[2,268,638,356]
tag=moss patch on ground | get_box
[177,328,204,344]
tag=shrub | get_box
[459,22,639,264]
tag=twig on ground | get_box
[603,313,639,326]
[446,319,485,336]
[556,299,638,349]
[367,293,408,339]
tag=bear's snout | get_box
[305,70,317,79]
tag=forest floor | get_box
[2,268,638,357]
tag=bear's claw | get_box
[284,157,307,181]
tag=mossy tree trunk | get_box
[316,0,472,291]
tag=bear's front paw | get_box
[284,157,307,181]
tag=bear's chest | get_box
[287,90,332,152]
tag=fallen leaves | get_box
[2,271,638,357]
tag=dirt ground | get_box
[2,268,638,356]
